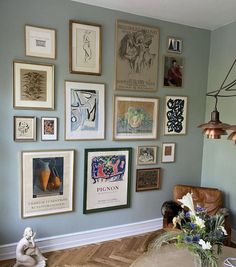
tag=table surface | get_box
[131,244,236,267]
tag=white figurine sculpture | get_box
[14,227,47,267]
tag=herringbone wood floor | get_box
[0,230,164,267]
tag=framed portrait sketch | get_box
[167,36,183,54]
[21,150,74,218]
[163,55,184,88]
[115,20,159,91]
[41,117,58,141]
[14,116,36,142]
[25,25,56,59]
[69,20,101,75]
[164,96,188,135]
[137,146,157,165]
[84,147,132,214]
[13,61,54,110]
[136,168,161,192]
[65,81,105,140]
[162,143,176,163]
[113,96,159,140]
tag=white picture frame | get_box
[41,117,58,141]
[161,143,176,163]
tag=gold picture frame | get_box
[136,168,161,192]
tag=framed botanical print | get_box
[164,96,188,135]
[115,20,159,91]
[136,146,157,165]
[14,116,36,141]
[41,117,58,141]
[21,150,74,218]
[113,96,159,140]
[69,20,101,75]
[84,148,132,214]
[65,81,105,140]
[136,168,161,192]
[13,61,54,110]
[161,143,176,163]
[167,36,183,54]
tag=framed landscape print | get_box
[137,146,157,165]
[113,96,159,140]
[14,116,36,141]
[69,20,101,75]
[163,55,184,88]
[13,61,54,110]
[21,150,74,218]
[167,36,183,54]
[164,96,188,135]
[65,81,105,140]
[161,142,176,163]
[41,117,57,141]
[84,148,132,213]
[136,168,161,192]
[115,20,159,91]
[25,25,56,59]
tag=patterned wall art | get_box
[14,116,36,141]
[136,145,157,165]
[164,95,188,135]
[136,168,161,192]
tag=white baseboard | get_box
[232,228,236,244]
[0,217,162,261]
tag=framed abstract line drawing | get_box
[84,147,132,214]
[161,143,176,163]
[41,117,58,141]
[14,116,36,142]
[136,168,161,192]
[113,96,159,140]
[21,150,74,218]
[25,25,56,59]
[65,81,105,140]
[164,96,188,135]
[167,36,183,54]
[136,145,157,165]
[13,61,54,110]
[115,20,159,91]
[69,20,102,75]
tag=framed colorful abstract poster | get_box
[41,117,58,141]
[84,148,132,213]
[115,20,159,91]
[65,81,105,140]
[21,150,74,218]
[136,168,161,192]
[13,61,54,110]
[136,145,157,165]
[164,96,188,135]
[14,116,36,142]
[113,96,159,140]
[69,20,101,75]
[161,142,176,163]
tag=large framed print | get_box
[84,148,132,214]
[21,150,74,218]
[69,20,101,75]
[25,25,56,59]
[115,20,159,91]
[113,96,159,140]
[136,168,161,192]
[164,96,188,135]
[14,116,36,142]
[13,61,54,110]
[65,81,105,140]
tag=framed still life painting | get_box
[136,146,157,165]
[84,147,132,214]
[136,168,161,192]
[65,81,105,140]
[14,116,36,142]
[161,142,176,163]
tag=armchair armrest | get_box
[161,201,182,228]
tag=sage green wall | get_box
[201,21,236,230]
[0,0,210,245]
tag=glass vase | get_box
[193,254,216,267]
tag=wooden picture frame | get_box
[41,117,58,141]
[13,61,54,110]
[84,147,132,214]
[14,116,36,141]
[21,150,74,218]
[65,81,105,140]
[136,146,157,165]
[115,20,159,91]
[161,142,176,163]
[69,20,102,75]
[136,168,161,192]
[113,96,159,140]
[167,36,183,54]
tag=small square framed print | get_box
[136,168,161,192]
[167,36,183,54]
[41,117,58,141]
[137,146,157,165]
[25,25,56,59]
[14,116,36,141]
[161,143,176,163]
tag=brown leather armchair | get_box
[161,184,231,245]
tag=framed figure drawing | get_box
[161,143,176,163]
[65,81,105,140]
[164,96,188,135]
[14,116,36,141]
[136,168,161,192]
[69,20,101,75]
[41,117,58,141]
[21,150,74,218]
[113,96,159,140]
[84,147,132,213]
[167,36,183,54]
[13,61,54,110]
[115,20,159,91]
[137,146,157,165]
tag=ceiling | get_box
[71,0,236,30]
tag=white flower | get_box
[219,226,227,235]
[177,193,195,215]
[199,239,212,250]
[172,216,181,228]
[195,216,205,229]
